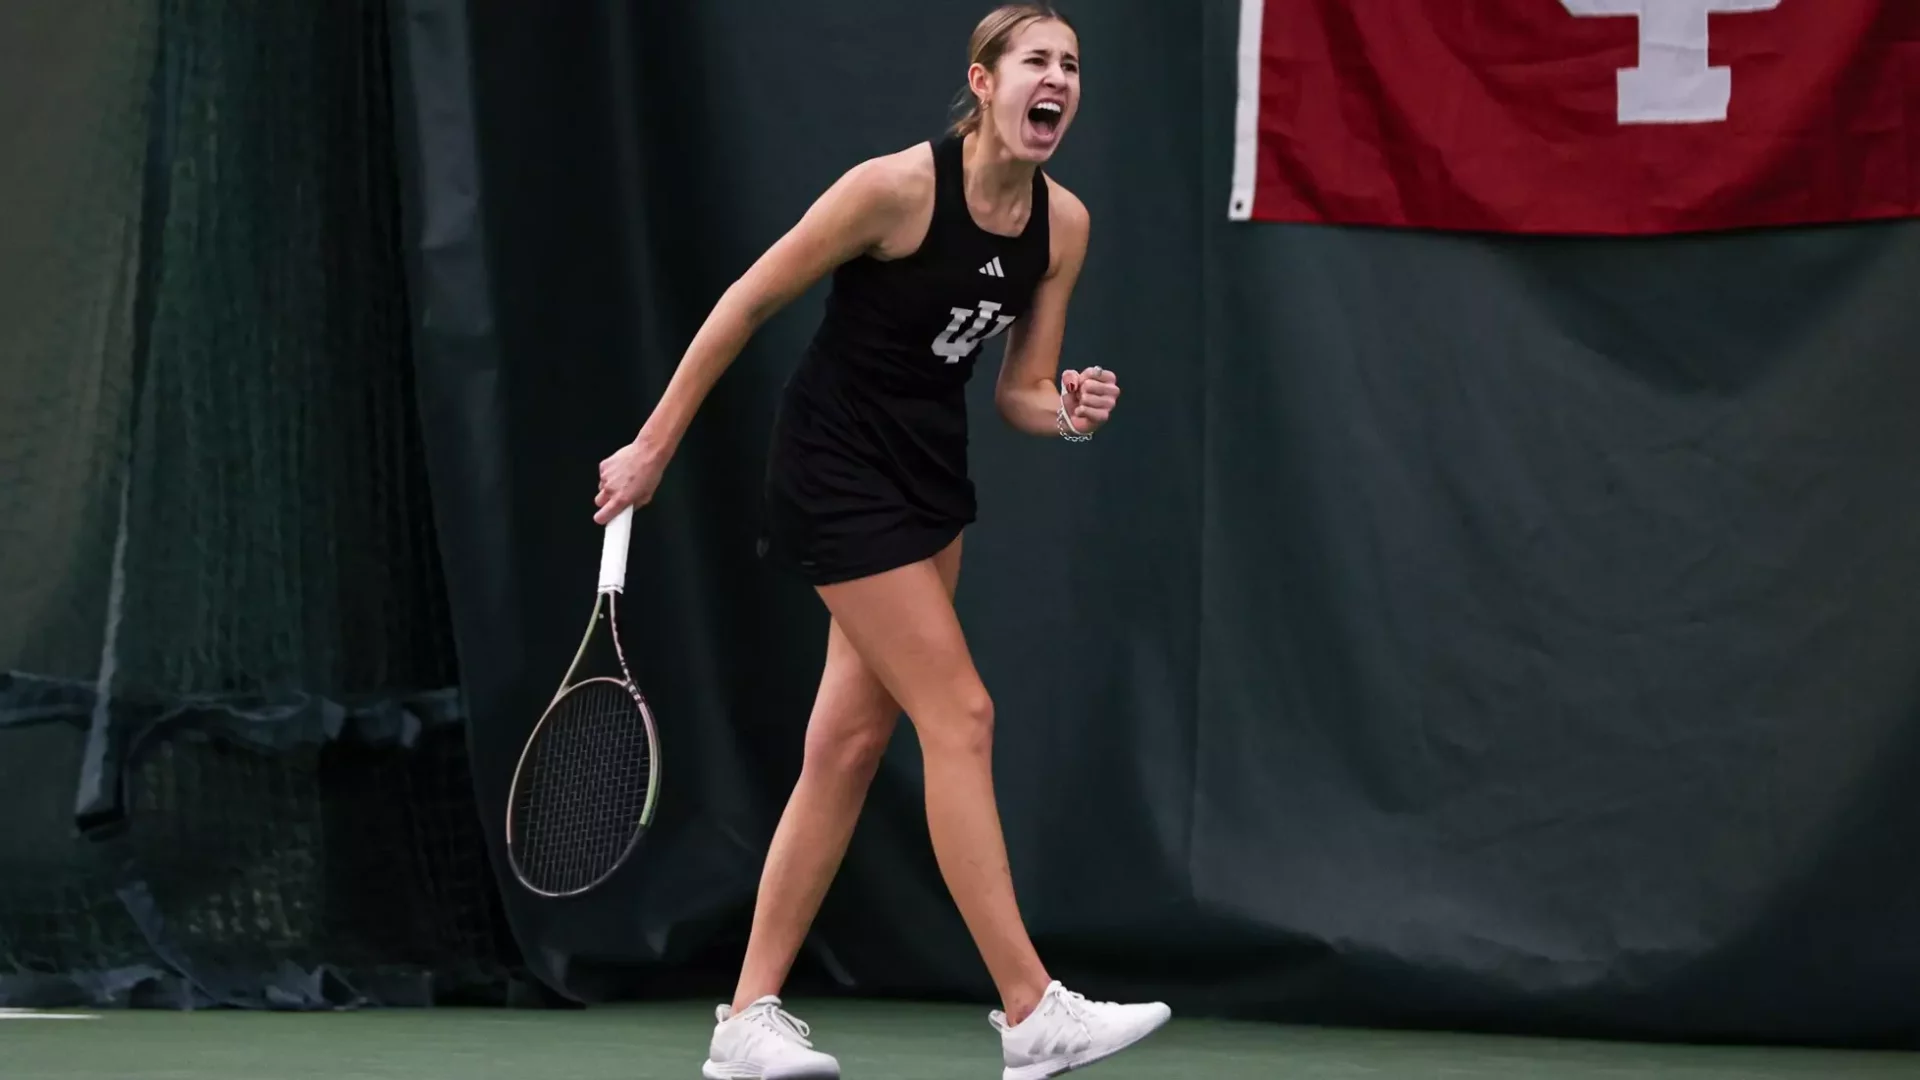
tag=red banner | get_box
[1229,1,1920,235]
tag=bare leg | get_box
[815,548,1053,1025]
[729,538,964,1013]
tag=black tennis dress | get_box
[758,134,1051,585]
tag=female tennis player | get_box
[594,6,1169,1077]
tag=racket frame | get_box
[504,506,661,898]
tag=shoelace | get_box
[1057,986,1125,1014]
[1038,988,1102,1046]
[745,1002,814,1048]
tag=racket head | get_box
[505,666,661,898]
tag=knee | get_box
[804,709,895,781]
[917,688,994,760]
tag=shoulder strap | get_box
[1029,168,1050,233]
[931,134,966,224]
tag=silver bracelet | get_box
[1057,396,1091,442]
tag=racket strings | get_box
[510,679,653,895]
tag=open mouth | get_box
[1026,101,1063,139]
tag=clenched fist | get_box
[1061,366,1120,435]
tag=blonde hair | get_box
[949,4,1076,138]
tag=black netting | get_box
[114,0,456,696]
[0,703,526,1009]
[0,0,530,1008]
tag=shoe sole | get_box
[1001,1013,1172,1080]
[701,1061,840,1080]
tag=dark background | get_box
[1,0,1914,1051]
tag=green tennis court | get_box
[2,1002,1914,1080]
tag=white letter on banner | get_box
[1561,0,1782,124]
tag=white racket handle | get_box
[598,506,633,593]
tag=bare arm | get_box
[994,183,1091,436]
[634,156,919,459]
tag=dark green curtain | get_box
[396,0,1920,1047]
[0,0,524,1010]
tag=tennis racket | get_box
[506,505,661,898]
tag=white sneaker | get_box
[700,996,841,1079]
[989,981,1172,1080]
